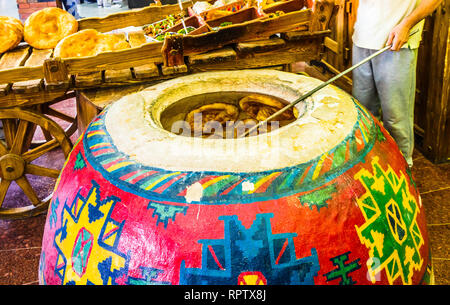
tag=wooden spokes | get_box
[22,139,60,162]
[30,99,78,148]
[0,108,72,219]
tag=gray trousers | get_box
[352,45,418,167]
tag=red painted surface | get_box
[39,102,431,285]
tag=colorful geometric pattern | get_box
[179,213,321,285]
[126,267,170,285]
[53,181,130,285]
[83,99,376,205]
[147,201,189,228]
[74,152,86,170]
[299,183,337,211]
[323,251,361,285]
[39,91,431,286]
[354,157,424,284]
[238,271,267,285]
[49,198,60,229]
[71,228,93,277]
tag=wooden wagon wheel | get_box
[32,92,78,147]
[0,108,73,219]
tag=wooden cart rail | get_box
[77,1,196,33]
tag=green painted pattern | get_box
[299,183,337,211]
[355,157,424,284]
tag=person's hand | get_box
[387,22,412,51]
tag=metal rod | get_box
[177,0,189,34]
[239,29,419,138]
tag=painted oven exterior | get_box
[39,71,432,285]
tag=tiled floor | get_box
[0,0,130,19]
[78,0,130,18]
[409,151,450,284]
[0,96,448,285]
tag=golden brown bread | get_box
[186,103,239,135]
[0,16,24,54]
[205,9,234,20]
[24,7,78,49]
[53,29,130,58]
[239,94,295,121]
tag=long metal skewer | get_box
[239,30,419,138]
[177,0,189,34]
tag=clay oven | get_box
[39,70,432,285]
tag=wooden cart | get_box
[0,0,336,219]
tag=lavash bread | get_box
[0,16,24,54]
[185,103,239,133]
[53,29,131,58]
[239,94,295,121]
[24,7,78,49]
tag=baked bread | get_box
[239,94,295,121]
[186,103,239,136]
[0,16,24,54]
[205,9,234,20]
[24,7,78,49]
[54,29,130,58]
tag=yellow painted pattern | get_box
[144,172,181,191]
[239,274,265,285]
[55,185,126,284]
[354,157,424,285]
[247,172,281,194]
[106,161,134,172]
[202,175,231,189]
[312,153,328,180]
[87,131,107,138]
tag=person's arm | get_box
[387,0,443,51]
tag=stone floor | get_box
[0,95,448,285]
[78,0,130,18]
[0,0,130,20]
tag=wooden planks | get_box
[77,2,195,33]
[128,31,159,79]
[0,2,332,90]
[236,37,286,53]
[64,41,164,75]
[181,9,313,56]
[324,36,339,54]
[76,83,149,133]
[75,71,103,88]
[161,64,188,76]
[0,88,69,108]
[104,33,134,83]
[316,0,354,80]
[72,33,162,86]
[0,30,327,93]
[0,2,334,96]
[0,46,30,95]
[188,47,237,65]
[12,49,53,93]
[188,37,322,73]
[419,0,450,163]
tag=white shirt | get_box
[353,0,424,50]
